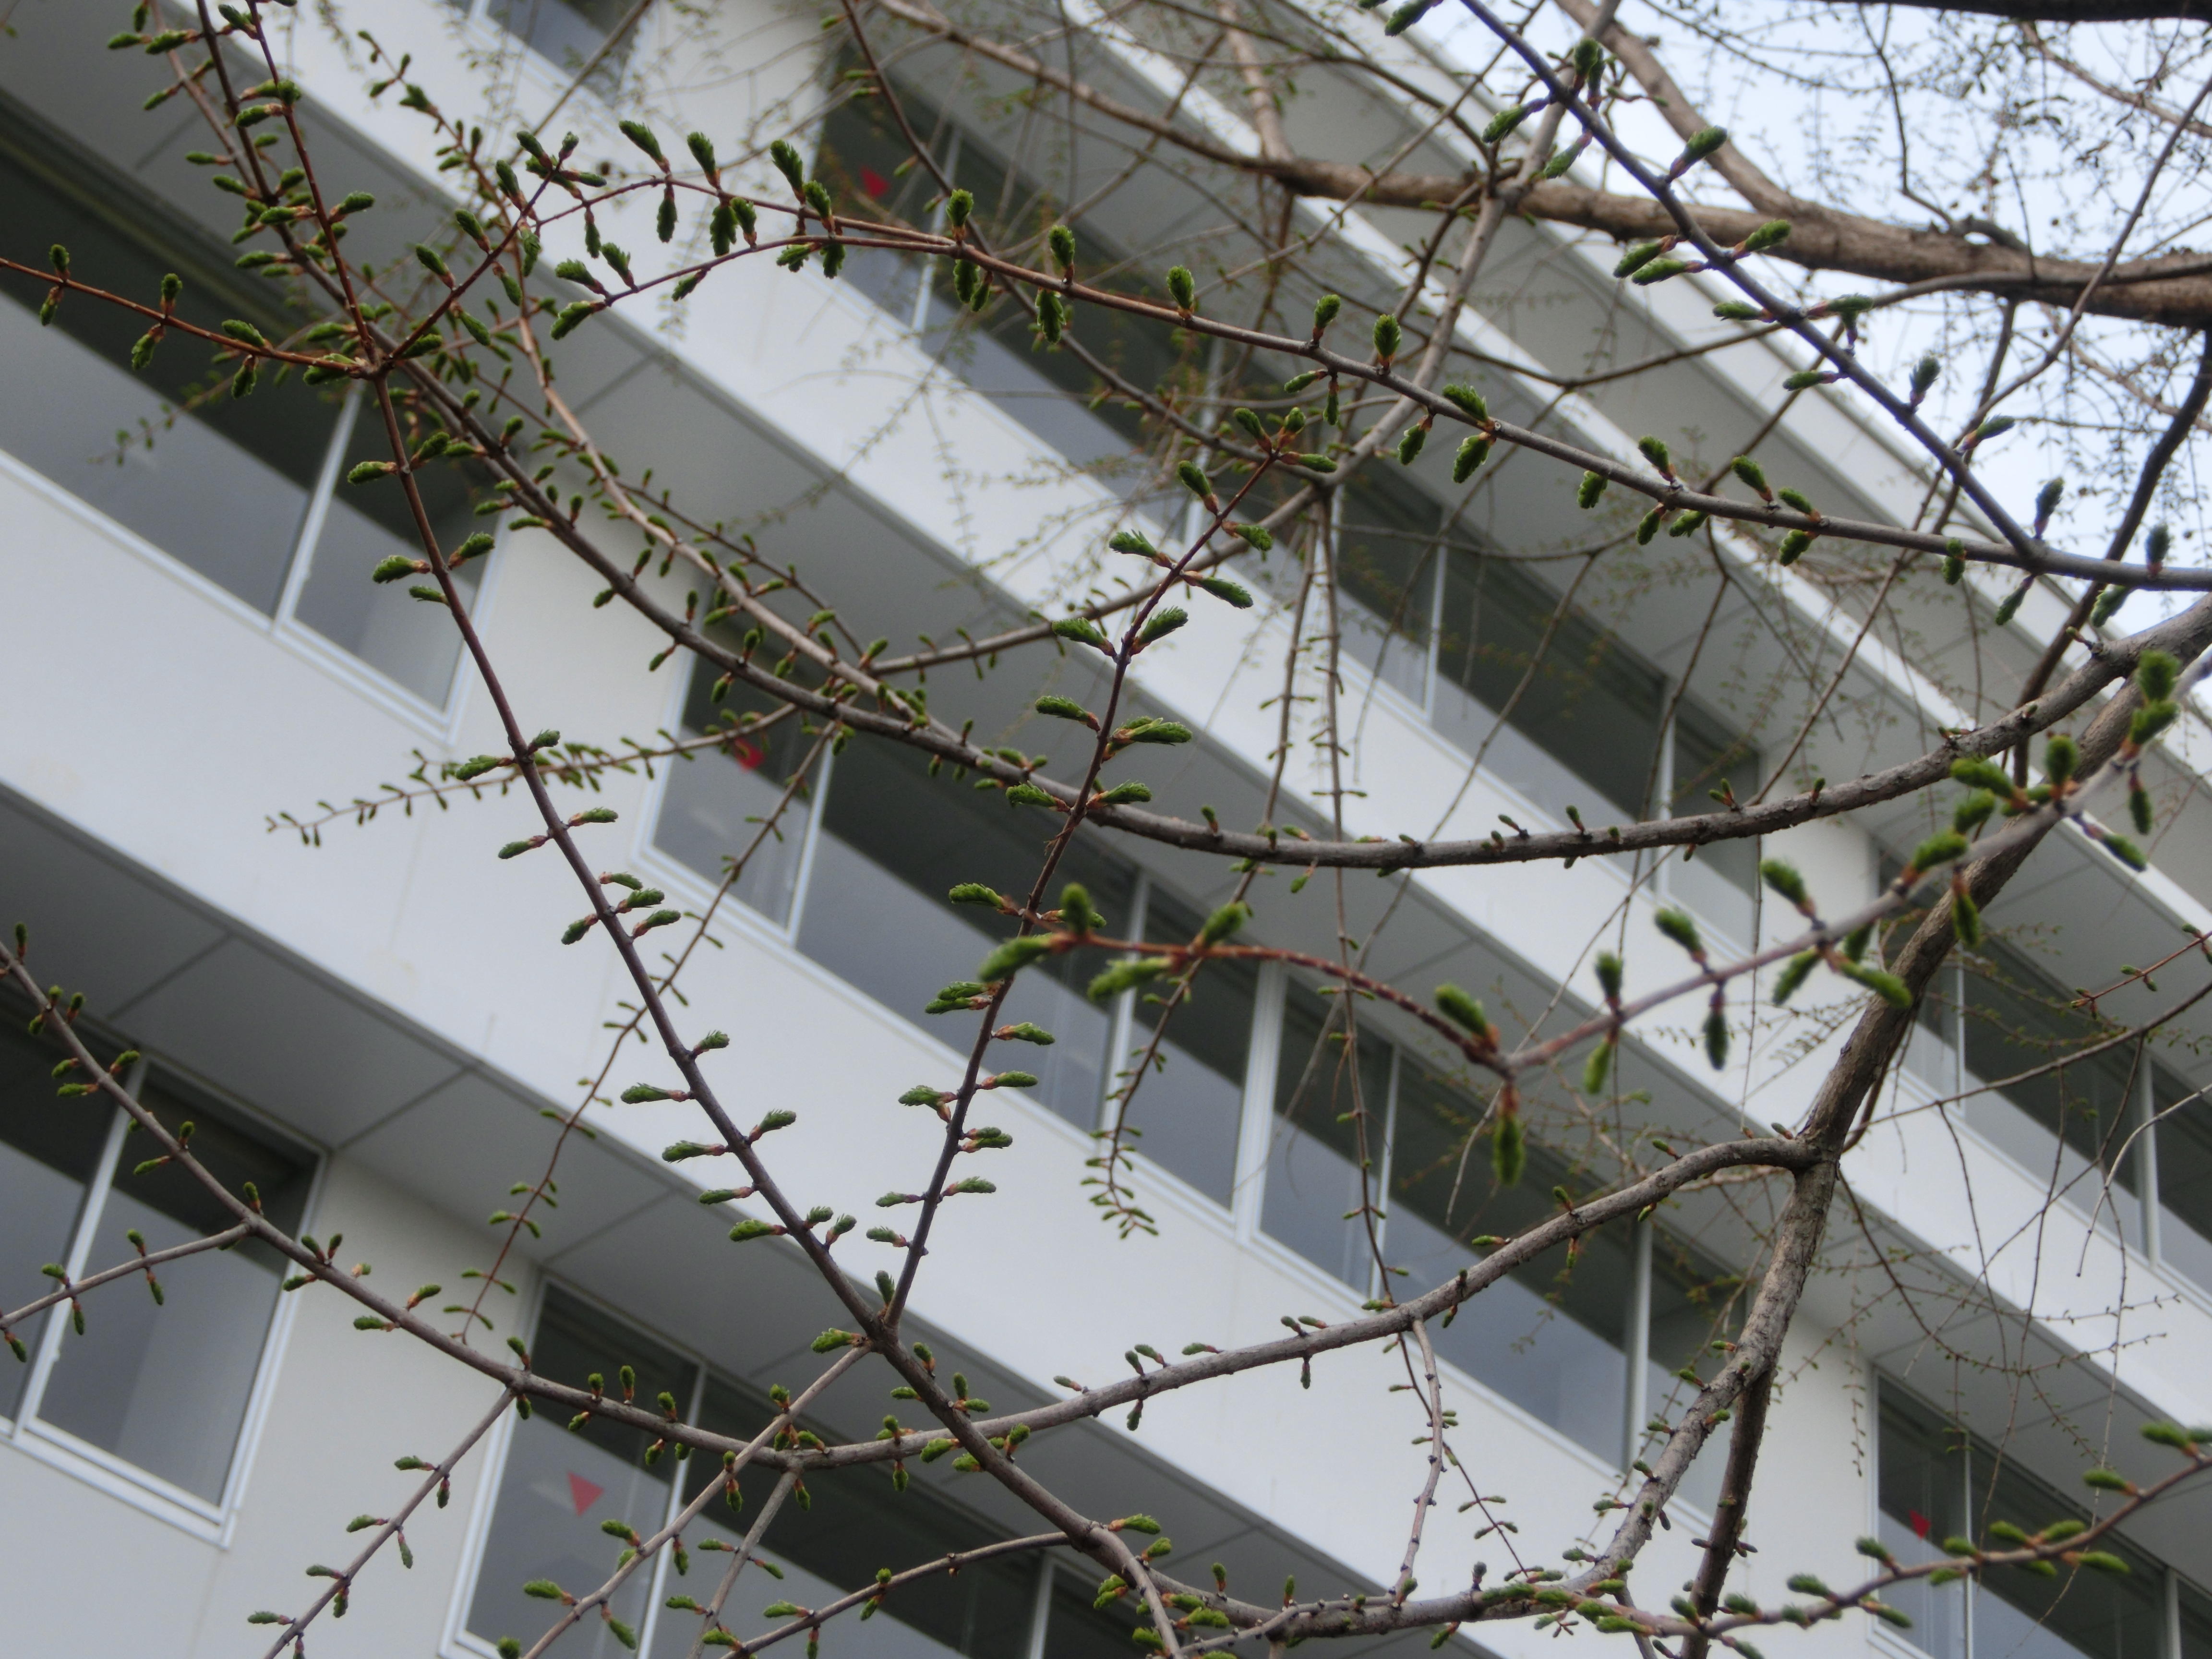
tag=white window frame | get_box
[0,1046,323,1542]
[446,1276,1061,1659]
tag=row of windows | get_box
[0,112,489,709]
[466,1285,1141,1659]
[816,91,1764,950]
[0,1012,314,1514]
[1900,936,2212,1299]
[654,665,1740,1493]
[1878,1381,2212,1659]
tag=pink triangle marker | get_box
[568,1473,605,1516]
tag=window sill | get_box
[0,445,472,743]
[0,1419,228,1543]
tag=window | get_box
[1877,1382,2171,1659]
[654,659,1260,1191]
[468,1287,1122,1659]
[1906,935,2212,1298]
[459,0,638,86]
[0,113,491,708]
[0,1017,313,1510]
[813,89,1192,503]
[1323,468,1760,942]
[1260,980,1734,1496]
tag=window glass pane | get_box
[1118,890,1256,1205]
[656,1376,1036,1659]
[1386,1063,1628,1459]
[1262,979,1392,1289]
[1041,1566,1145,1659]
[488,0,638,84]
[1668,707,1757,946]
[1644,1240,1743,1515]
[1433,549,1664,825]
[288,401,491,704]
[2180,1582,2212,1659]
[814,91,1190,504]
[38,1072,311,1501]
[1877,1383,2167,1659]
[799,734,1132,1130]
[2154,1065,2212,1290]
[468,1288,698,1656]
[656,662,821,925]
[0,129,337,613]
[0,1017,110,1422]
[1876,1388,1969,1659]
[1335,470,1439,705]
[1961,943,2141,1241]
[1971,1440,2163,1659]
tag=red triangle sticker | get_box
[568,1473,605,1517]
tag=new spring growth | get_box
[769,139,806,199]
[1910,354,1942,409]
[1166,265,1196,314]
[1048,223,1076,278]
[1731,456,1772,502]
[1435,985,1498,1050]
[2147,522,2172,575]
[1311,293,1341,339]
[1372,312,1402,365]
[2033,478,2065,538]
[1584,951,1624,1094]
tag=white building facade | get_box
[1,2,2210,1658]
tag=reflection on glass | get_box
[798,733,1130,1129]
[2155,1067,2212,1290]
[1877,1391,1969,1659]
[39,1074,310,1501]
[1119,890,1255,1204]
[1335,470,1440,705]
[1960,942,2141,1243]
[0,138,336,613]
[0,1020,108,1422]
[655,1376,1037,1659]
[1434,550,1665,825]
[1667,707,1759,946]
[1387,1061,1629,1459]
[814,91,1189,507]
[488,0,639,84]
[289,399,488,703]
[1877,1383,2166,1659]
[653,666,819,926]
[468,1289,698,1655]
[1643,1244,1742,1514]
[1262,979,1392,1288]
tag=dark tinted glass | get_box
[0,1017,109,1419]
[801,731,1133,1128]
[40,1073,312,1500]
[1386,1068,1630,1457]
[1262,979,1393,1287]
[0,124,337,611]
[1962,942,2140,1193]
[2154,1064,2212,1289]
[1118,889,1257,1204]
[1435,550,1666,820]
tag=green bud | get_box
[1199,902,1250,944]
[1909,831,1968,871]
[1712,301,1763,320]
[1952,887,1982,949]
[1372,312,1401,361]
[1442,384,1488,422]
[1199,575,1254,607]
[1742,219,1790,252]
[1138,606,1188,644]
[1491,1113,1526,1187]
[1436,984,1490,1037]
[1771,950,1819,1006]
[1759,860,1808,907]
[769,140,805,195]
[1166,265,1196,310]
[1631,259,1690,286]
[1595,952,1623,999]
[1778,529,1815,564]
[1612,241,1664,279]
[1678,126,1728,164]
[1576,470,1607,509]
[2138,650,2179,701]
[1654,908,1703,956]
[948,882,1006,909]
[1177,460,1212,500]
[1396,423,1428,466]
[1453,435,1491,482]
[2045,733,2079,786]
[1703,1004,1728,1070]
[977,934,1056,983]
[1731,455,1769,495]
[1089,957,1172,1002]
[1049,224,1076,270]
[1482,104,1531,144]
[1311,293,1341,332]
[1582,1038,1613,1095]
